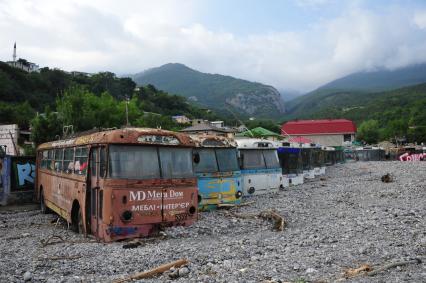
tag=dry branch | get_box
[40,235,64,247]
[259,210,285,231]
[367,258,422,276]
[113,258,189,283]
[344,264,372,278]
[224,209,285,231]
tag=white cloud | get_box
[1,0,426,92]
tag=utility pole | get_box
[125,96,130,127]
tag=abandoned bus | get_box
[191,135,242,211]
[324,147,337,166]
[312,147,326,176]
[236,139,282,196]
[277,143,304,186]
[36,128,198,242]
[301,144,315,179]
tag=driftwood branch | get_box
[224,209,285,231]
[367,258,422,276]
[259,210,285,231]
[344,264,372,278]
[113,258,189,283]
[40,235,65,247]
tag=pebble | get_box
[23,271,32,281]
[178,267,190,277]
[0,162,425,283]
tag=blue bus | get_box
[191,135,242,211]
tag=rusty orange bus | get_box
[35,128,198,242]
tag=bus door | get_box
[89,147,105,237]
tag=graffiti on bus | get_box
[399,152,426,161]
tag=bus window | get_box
[90,149,98,177]
[75,147,89,175]
[99,147,106,178]
[159,147,193,179]
[48,150,54,170]
[41,151,48,169]
[193,148,218,173]
[216,148,239,172]
[63,148,74,174]
[54,149,64,172]
[263,150,279,169]
[109,145,160,179]
[241,150,266,170]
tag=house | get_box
[210,121,225,128]
[191,119,209,126]
[179,123,235,138]
[172,115,191,124]
[7,58,39,73]
[236,127,283,141]
[281,119,357,147]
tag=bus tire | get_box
[72,203,84,234]
[40,189,50,214]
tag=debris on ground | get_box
[381,173,394,183]
[112,259,189,283]
[1,162,425,282]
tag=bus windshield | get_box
[216,148,239,172]
[241,149,266,170]
[193,149,218,173]
[109,145,194,179]
[263,149,280,169]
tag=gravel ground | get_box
[1,161,425,283]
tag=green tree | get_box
[30,107,62,145]
[357,119,380,144]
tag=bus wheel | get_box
[40,190,50,214]
[72,205,84,234]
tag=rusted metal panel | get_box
[38,128,195,150]
[36,128,199,242]
[191,135,242,211]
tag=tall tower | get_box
[13,42,16,63]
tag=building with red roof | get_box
[281,119,357,146]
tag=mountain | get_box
[317,63,426,92]
[131,63,285,118]
[286,63,426,117]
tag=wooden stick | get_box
[41,235,64,247]
[367,258,422,276]
[259,210,285,231]
[113,258,189,283]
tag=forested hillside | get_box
[132,63,285,118]
[0,62,222,145]
[302,84,426,143]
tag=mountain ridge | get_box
[131,63,285,119]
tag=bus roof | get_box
[235,138,277,149]
[37,127,195,150]
[190,134,237,148]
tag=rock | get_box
[178,267,190,277]
[306,268,317,273]
[23,271,32,281]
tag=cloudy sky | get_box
[1,0,426,92]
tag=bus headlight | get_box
[248,187,255,194]
[121,210,133,222]
[235,191,243,199]
[189,206,196,215]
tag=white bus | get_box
[236,139,282,196]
